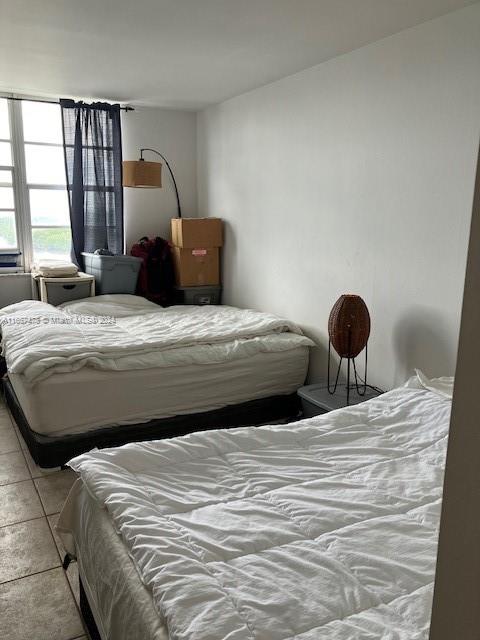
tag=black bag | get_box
[130,237,175,306]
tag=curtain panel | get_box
[60,100,123,265]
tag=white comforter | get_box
[67,374,451,640]
[0,295,312,383]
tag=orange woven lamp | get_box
[327,294,370,405]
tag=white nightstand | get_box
[36,272,95,306]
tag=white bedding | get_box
[10,346,308,436]
[0,295,313,384]
[63,373,451,640]
[60,480,168,640]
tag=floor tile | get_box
[0,406,13,429]
[48,514,80,605]
[0,480,43,527]
[34,469,77,515]
[0,426,20,454]
[0,567,84,640]
[47,513,65,558]
[13,425,28,451]
[0,518,60,583]
[24,447,61,478]
[0,450,30,486]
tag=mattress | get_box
[58,372,452,640]
[9,345,309,436]
[59,480,166,640]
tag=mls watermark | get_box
[0,315,116,326]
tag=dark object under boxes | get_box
[171,217,223,305]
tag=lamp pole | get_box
[140,148,182,218]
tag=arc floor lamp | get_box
[123,148,182,218]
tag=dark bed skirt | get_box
[79,577,102,640]
[2,376,300,468]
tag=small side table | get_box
[297,383,382,417]
[34,272,95,306]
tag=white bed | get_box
[58,372,452,640]
[1,295,312,436]
[9,348,307,436]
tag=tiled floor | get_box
[0,396,88,640]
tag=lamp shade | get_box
[123,160,162,188]
[328,294,370,358]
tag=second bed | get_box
[58,372,452,640]
[1,294,312,465]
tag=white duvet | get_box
[67,373,451,640]
[0,295,313,384]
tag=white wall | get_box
[122,107,197,250]
[0,274,34,308]
[197,4,480,389]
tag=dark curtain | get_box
[60,100,123,266]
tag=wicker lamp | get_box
[327,294,370,405]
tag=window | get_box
[0,97,72,266]
[0,99,17,252]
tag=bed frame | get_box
[79,578,102,640]
[3,376,300,468]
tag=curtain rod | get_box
[2,95,134,112]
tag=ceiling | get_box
[0,0,477,110]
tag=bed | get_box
[0,295,312,467]
[57,371,452,640]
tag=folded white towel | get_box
[31,261,79,278]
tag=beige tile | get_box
[0,450,30,486]
[34,469,77,515]
[0,406,13,429]
[47,515,82,608]
[0,518,60,583]
[0,480,43,527]
[13,425,28,451]
[24,447,61,478]
[0,415,12,431]
[0,426,20,454]
[0,567,84,640]
[47,513,65,557]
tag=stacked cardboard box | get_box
[170,218,223,287]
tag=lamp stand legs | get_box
[328,336,368,405]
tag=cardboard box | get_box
[171,217,223,248]
[172,247,220,286]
